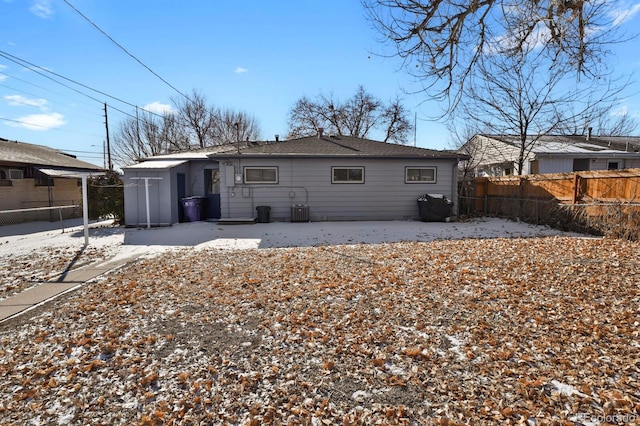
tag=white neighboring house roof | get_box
[532,141,640,157]
[122,160,188,170]
[36,167,105,178]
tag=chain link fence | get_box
[0,204,82,228]
[459,195,640,240]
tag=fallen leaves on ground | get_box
[0,236,639,425]
[0,246,111,300]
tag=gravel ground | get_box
[0,235,638,425]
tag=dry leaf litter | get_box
[0,246,112,300]
[0,236,639,425]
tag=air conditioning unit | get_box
[291,204,310,222]
[9,169,23,180]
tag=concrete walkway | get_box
[0,254,140,323]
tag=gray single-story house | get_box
[122,135,467,226]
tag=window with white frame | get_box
[332,167,364,183]
[405,167,436,183]
[243,166,278,184]
[607,161,620,170]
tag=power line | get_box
[0,116,104,138]
[62,0,190,101]
[0,71,105,112]
[0,50,166,120]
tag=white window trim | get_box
[243,166,278,184]
[331,166,365,184]
[405,167,437,184]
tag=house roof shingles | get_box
[131,136,465,164]
[211,135,463,159]
[0,138,103,171]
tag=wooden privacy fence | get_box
[460,169,640,239]
[468,168,640,208]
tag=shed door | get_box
[204,169,221,219]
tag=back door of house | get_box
[177,173,186,223]
[204,169,221,219]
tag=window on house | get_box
[607,161,620,170]
[243,167,278,184]
[0,169,10,186]
[9,169,24,180]
[332,167,364,183]
[405,167,437,183]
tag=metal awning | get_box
[122,160,187,170]
[36,167,105,178]
[35,167,105,246]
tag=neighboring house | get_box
[462,134,640,177]
[0,137,103,221]
[122,135,467,226]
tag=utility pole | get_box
[104,103,113,170]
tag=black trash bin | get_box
[256,206,271,223]
[181,196,206,222]
[417,194,453,222]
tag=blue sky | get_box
[1,1,640,168]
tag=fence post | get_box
[572,174,581,204]
[58,207,65,233]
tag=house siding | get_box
[538,157,640,174]
[220,157,457,221]
[0,178,81,210]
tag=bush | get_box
[87,171,124,224]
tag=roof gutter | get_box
[210,153,470,161]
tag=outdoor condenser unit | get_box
[291,204,310,222]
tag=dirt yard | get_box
[0,236,639,425]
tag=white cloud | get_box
[142,102,173,115]
[610,3,640,26]
[30,0,54,19]
[4,94,48,111]
[0,75,6,82]
[7,113,66,130]
[235,67,248,74]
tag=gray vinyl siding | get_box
[538,157,640,174]
[220,157,457,221]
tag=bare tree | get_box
[287,86,412,143]
[210,109,262,144]
[114,89,263,165]
[455,40,628,176]
[556,104,639,136]
[113,110,189,166]
[172,89,216,148]
[363,0,628,112]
